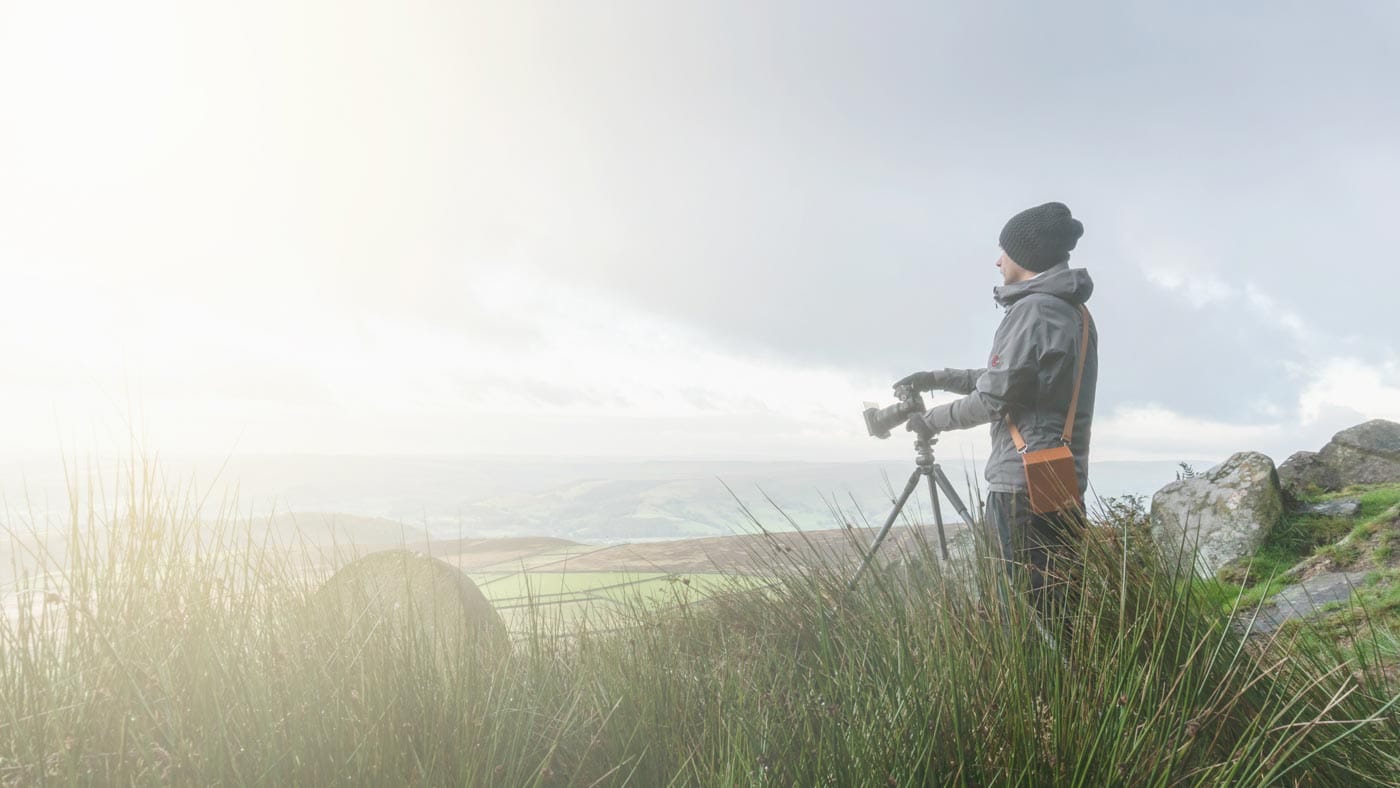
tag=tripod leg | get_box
[937,467,1014,627]
[847,467,922,592]
[932,467,979,534]
[924,471,950,560]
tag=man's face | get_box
[995,250,1034,285]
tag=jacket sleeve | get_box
[922,303,1043,432]
[937,368,986,395]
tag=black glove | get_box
[895,370,943,393]
[905,412,936,439]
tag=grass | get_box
[1356,487,1400,521]
[1200,484,1400,613]
[2,459,1399,785]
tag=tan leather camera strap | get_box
[1007,304,1092,452]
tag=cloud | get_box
[1092,405,1284,463]
[0,264,906,459]
[3,1,1399,467]
[1091,350,1400,465]
[1298,357,1400,425]
[1097,254,1391,462]
[1142,264,1236,309]
[1241,284,1312,347]
[1139,254,1314,349]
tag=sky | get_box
[1,0,1398,468]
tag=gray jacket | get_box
[918,263,1097,494]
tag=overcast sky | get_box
[2,1,1397,467]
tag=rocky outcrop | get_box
[1278,419,1400,496]
[1294,498,1361,518]
[1150,452,1284,578]
[1244,571,1374,635]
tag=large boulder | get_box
[1278,419,1400,496]
[1318,419,1400,486]
[1150,452,1284,578]
[310,550,509,662]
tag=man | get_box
[897,201,1097,620]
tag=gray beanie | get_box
[999,202,1084,272]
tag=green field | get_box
[470,571,769,633]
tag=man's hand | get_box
[894,370,944,393]
[905,412,936,439]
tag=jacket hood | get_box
[993,263,1094,307]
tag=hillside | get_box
[425,522,967,575]
[0,454,1208,544]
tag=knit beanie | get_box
[998,202,1084,272]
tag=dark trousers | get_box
[983,491,1083,626]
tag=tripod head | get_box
[913,434,939,467]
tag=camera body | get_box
[862,384,926,439]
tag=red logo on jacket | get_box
[989,354,1002,369]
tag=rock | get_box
[1321,419,1400,485]
[1279,419,1400,496]
[1150,452,1284,578]
[1243,571,1373,635]
[1293,498,1362,518]
[311,550,509,661]
[1276,450,1334,496]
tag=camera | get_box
[862,384,926,439]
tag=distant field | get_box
[417,525,966,635]
[1,522,960,634]
[469,570,768,633]
[408,524,964,634]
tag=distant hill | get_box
[426,524,965,576]
[1,454,1206,544]
[250,511,432,549]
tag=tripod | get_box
[848,435,978,591]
